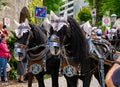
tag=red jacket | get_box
[0,40,11,59]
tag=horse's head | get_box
[43,11,71,56]
[50,11,71,44]
[43,11,89,63]
[14,19,31,61]
[14,19,47,61]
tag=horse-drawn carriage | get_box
[14,11,120,87]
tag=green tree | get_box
[7,31,18,80]
[0,1,8,10]
[43,0,63,13]
[108,0,120,15]
[86,0,120,24]
[77,7,92,22]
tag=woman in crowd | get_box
[17,55,28,83]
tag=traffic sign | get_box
[34,7,47,18]
[91,8,96,17]
[102,17,110,26]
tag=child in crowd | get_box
[0,34,11,85]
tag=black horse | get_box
[114,28,120,51]
[105,28,120,51]
[89,37,118,87]
[48,11,119,87]
[14,20,60,87]
[48,11,91,87]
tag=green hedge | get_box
[7,31,18,80]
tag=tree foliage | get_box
[111,0,120,16]
[7,31,18,79]
[77,7,92,22]
[43,0,63,13]
[86,0,120,22]
[0,1,8,10]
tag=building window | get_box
[68,4,73,8]
[60,7,65,11]
[68,9,73,14]
[60,13,64,16]
[68,0,73,1]
[70,15,73,17]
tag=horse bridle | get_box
[49,18,71,55]
[14,30,33,61]
[50,20,80,77]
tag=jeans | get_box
[0,57,8,79]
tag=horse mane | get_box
[67,16,89,63]
[29,23,47,46]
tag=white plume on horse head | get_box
[50,11,59,21]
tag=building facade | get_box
[59,0,88,18]
[0,0,32,30]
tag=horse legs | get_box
[94,65,110,87]
[80,57,94,87]
[35,72,45,87]
[27,72,34,87]
[81,73,92,87]
[64,75,78,87]
[94,70,101,84]
[51,72,59,87]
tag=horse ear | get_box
[50,11,59,21]
[44,17,51,25]
[14,19,20,27]
[63,11,67,21]
[24,18,29,27]
[43,18,51,33]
